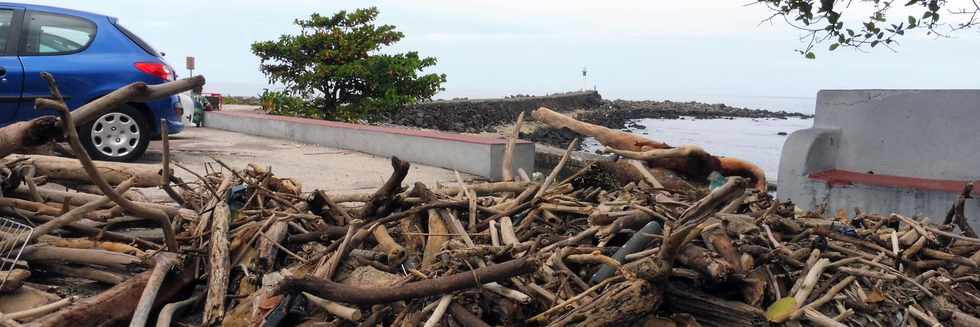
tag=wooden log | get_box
[36,264,126,285]
[21,246,143,269]
[954,250,980,276]
[154,294,201,327]
[371,225,406,265]
[314,219,364,280]
[422,209,449,267]
[794,258,830,305]
[358,157,410,219]
[592,221,662,283]
[548,279,662,326]
[663,284,767,327]
[4,296,76,321]
[12,186,193,219]
[423,294,452,327]
[256,221,287,272]
[700,219,743,274]
[0,269,29,293]
[0,117,62,159]
[501,112,524,182]
[449,302,491,327]
[203,202,231,326]
[438,181,531,197]
[10,154,165,187]
[275,257,538,304]
[532,107,767,191]
[400,212,425,265]
[38,236,145,257]
[68,75,206,127]
[951,310,980,327]
[286,225,348,244]
[303,292,363,321]
[531,107,667,152]
[129,252,178,327]
[677,245,733,283]
[944,182,976,238]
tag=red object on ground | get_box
[203,93,223,111]
[809,169,978,195]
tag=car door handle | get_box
[0,66,6,79]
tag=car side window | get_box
[22,11,96,55]
[0,10,13,53]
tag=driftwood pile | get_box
[0,75,978,327]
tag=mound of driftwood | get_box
[0,78,979,327]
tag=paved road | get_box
[140,124,469,195]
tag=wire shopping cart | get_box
[0,218,33,290]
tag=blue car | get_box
[0,3,183,161]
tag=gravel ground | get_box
[138,124,469,199]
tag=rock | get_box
[340,266,400,288]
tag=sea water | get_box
[582,117,814,180]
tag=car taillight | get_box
[134,62,172,81]
[174,99,184,116]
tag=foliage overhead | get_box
[757,0,980,58]
[251,7,446,121]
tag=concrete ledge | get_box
[790,177,980,230]
[203,111,534,180]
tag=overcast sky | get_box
[27,0,980,112]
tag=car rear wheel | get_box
[79,105,150,162]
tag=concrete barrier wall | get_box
[779,90,980,227]
[389,91,602,132]
[814,90,980,180]
[205,111,534,180]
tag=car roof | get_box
[0,2,116,21]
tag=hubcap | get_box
[90,112,140,158]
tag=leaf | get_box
[829,43,840,51]
[908,16,917,26]
[805,52,816,59]
[766,297,799,322]
[866,289,887,303]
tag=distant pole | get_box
[186,56,196,85]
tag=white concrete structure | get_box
[778,90,980,227]
[204,110,534,181]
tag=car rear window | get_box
[113,21,160,57]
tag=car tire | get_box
[78,105,151,162]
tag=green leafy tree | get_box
[757,0,979,58]
[251,8,446,120]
